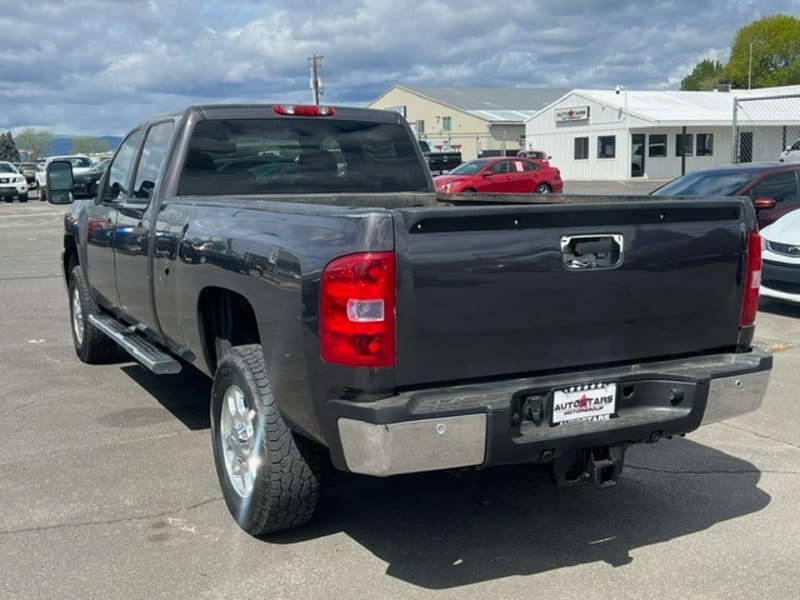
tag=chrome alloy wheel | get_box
[72,286,84,347]
[220,384,258,497]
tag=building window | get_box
[415,120,425,134]
[442,116,452,132]
[598,135,616,159]
[696,134,714,156]
[676,133,694,156]
[574,137,589,160]
[648,134,667,157]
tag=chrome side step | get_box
[88,314,182,375]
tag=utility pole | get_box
[308,54,324,105]
[748,41,753,90]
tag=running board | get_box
[88,314,182,375]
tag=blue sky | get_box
[1,0,798,136]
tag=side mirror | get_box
[46,161,74,205]
[753,197,777,210]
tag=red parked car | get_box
[434,157,563,194]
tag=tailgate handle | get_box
[561,234,623,270]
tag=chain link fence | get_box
[732,94,800,163]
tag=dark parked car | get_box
[73,158,110,198]
[17,162,39,186]
[652,163,800,229]
[435,157,563,194]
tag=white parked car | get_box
[0,161,29,202]
[760,209,800,304]
[35,155,94,201]
[779,138,800,164]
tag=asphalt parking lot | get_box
[1,195,799,600]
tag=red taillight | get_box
[320,252,395,368]
[740,231,762,328]
[273,104,335,116]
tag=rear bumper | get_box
[328,350,772,476]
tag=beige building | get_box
[369,85,568,161]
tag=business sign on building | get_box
[555,106,590,122]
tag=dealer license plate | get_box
[552,383,617,425]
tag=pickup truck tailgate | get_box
[392,199,749,387]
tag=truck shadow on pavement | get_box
[111,362,771,588]
[272,438,769,588]
[119,364,211,430]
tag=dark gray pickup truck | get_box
[49,103,771,536]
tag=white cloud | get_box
[0,0,797,136]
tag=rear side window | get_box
[133,121,175,202]
[178,118,430,196]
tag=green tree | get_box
[71,136,110,155]
[14,128,54,159]
[726,14,800,88]
[0,131,21,162]
[681,59,726,90]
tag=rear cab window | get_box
[178,117,430,196]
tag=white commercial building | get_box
[525,86,800,181]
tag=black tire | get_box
[534,183,552,194]
[462,188,476,193]
[68,267,116,363]
[3,198,11,203]
[211,344,321,536]
[39,187,47,202]
[19,193,28,202]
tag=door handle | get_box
[561,234,624,270]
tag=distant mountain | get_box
[47,135,122,156]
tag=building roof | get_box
[532,85,800,126]
[390,85,570,123]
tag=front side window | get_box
[574,137,589,160]
[749,171,799,203]
[133,121,175,202]
[489,160,510,174]
[598,136,615,159]
[648,134,667,157]
[696,134,714,156]
[103,130,142,202]
[676,133,694,157]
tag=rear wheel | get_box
[68,267,115,363]
[211,344,321,536]
[534,183,552,194]
[39,186,47,202]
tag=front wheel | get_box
[534,183,552,194]
[39,186,47,202]
[19,193,28,202]
[68,267,115,363]
[211,344,321,536]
